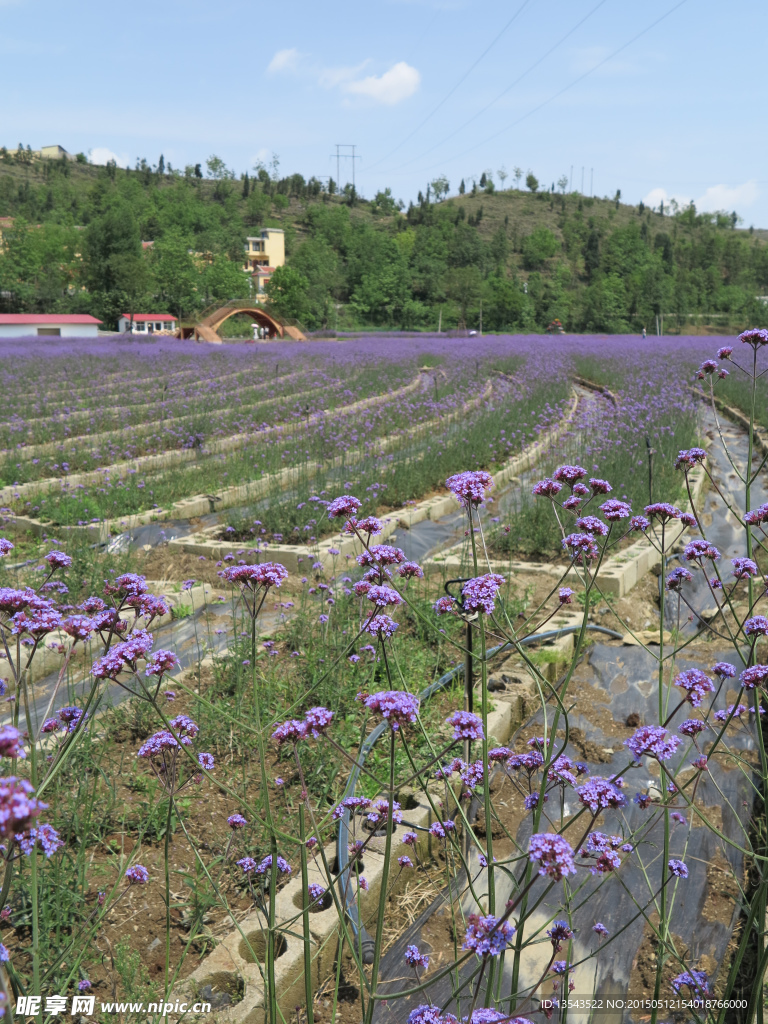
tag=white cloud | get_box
[643,180,760,215]
[89,146,129,168]
[344,61,420,105]
[696,180,759,212]
[267,48,301,74]
[319,61,369,89]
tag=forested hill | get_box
[1,151,767,334]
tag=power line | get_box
[366,0,533,172]
[402,0,689,181]
[379,0,610,176]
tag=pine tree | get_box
[459,179,465,195]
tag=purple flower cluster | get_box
[218,561,288,589]
[576,777,626,813]
[461,573,505,614]
[446,470,494,508]
[446,710,484,741]
[528,833,577,880]
[463,913,515,957]
[625,726,680,762]
[674,668,715,707]
[357,689,420,729]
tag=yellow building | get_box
[243,229,285,273]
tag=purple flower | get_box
[634,793,653,809]
[713,661,736,678]
[304,706,334,737]
[675,447,707,469]
[362,614,399,640]
[446,710,484,741]
[78,980,91,992]
[717,346,733,358]
[401,831,418,846]
[745,504,768,526]
[255,854,291,876]
[558,587,574,604]
[408,1007,443,1024]
[345,515,384,535]
[575,515,608,537]
[404,945,430,969]
[625,726,680,762]
[683,539,720,562]
[181,579,195,591]
[272,719,307,745]
[589,478,612,494]
[218,562,288,588]
[237,856,257,874]
[714,703,747,722]
[551,960,572,975]
[644,502,682,521]
[745,616,768,637]
[398,855,413,868]
[739,665,768,689]
[429,821,447,839]
[461,573,505,614]
[668,858,688,878]
[446,470,494,508]
[678,719,706,737]
[0,777,44,839]
[44,550,72,570]
[125,865,149,885]
[366,585,403,608]
[463,913,515,957]
[144,650,179,677]
[732,557,759,579]
[547,921,572,948]
[554,464,587,485]
[665,567,692,591]
[326,494,362,519]
[308,883,326,902]
[358,690,419,729]
[0,539,13,557]
[228,813,247,829]
[0,726,24,760]
[576,777,626,813]
[599,499,631,520]
[674,668,714,707]
[671,969,709,995]
[357,544,405,567]
[739,328,768,348]
[532,478,562,498]
[17,823,63,858]
[562,533,599,561]
[671,812,686,825]
[398,561,424,579]
[528,833,577,880]
[197,752,214,771]
[0,943,8,963]
[630,515,650,532]
[593,922,609,937]
[433,596,456,615]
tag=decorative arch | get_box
[193,304,288,342]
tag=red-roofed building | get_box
[118,313,178,335]
[0,313,102,338]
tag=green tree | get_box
[522,227,558,270]
[82,203,142,293]
[264,264,310,322]
[431,176,450,202]
[152,232,199,317]
[525,172,539,193]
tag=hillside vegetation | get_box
[1,150,767,333]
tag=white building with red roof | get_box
[118,313,178,335]
[0,313,102,338]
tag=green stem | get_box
[364,728,396,1024]
[298,805,315,1024]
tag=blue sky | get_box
[3,0,767,224]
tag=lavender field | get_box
[0,330,766,1024]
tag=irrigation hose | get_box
[335,623,624,962]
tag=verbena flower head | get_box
[256,854,291,876]
[0,726,25,760]
[398,561,424,579]
[358,545,405,567]
[109,573,148,597]
[461,573,505,614]
[237,857,257,875]
[326,495,362,519]
[547,921,573,948]
[58,706,87,733]
[683,539,720,563]
[630,515,650,532]
[554,465,587,485]
[227,813,247,829]
[672,969,709,996]
[272,719,307,745]
[528,833,577,880]
[62,615,97,642]
[463,913,515,957]
[446,710,484,741]
[593,922,609,937]
[713,661,736,678]
[675,668,715,707]
[366,585,403,608]
[16,822,63,858]
[197,752,214,771]
[218,562,288,588]
[0,539,13,556]
[407,1006,444,1024]
[575,516,608,537]
[739,328,768,348]
[744,504,768,526]
[697,359,718,376]
[562,533,599,561]
[668,858,688,878]
[558,587,574,604]
[717,346,733,359]
[125,865,149,884]
[576,777,626,813]
[679,719,706,736]
[732,557,759,579]
[745,616,768,636]
[599,499,632,520]
[714,703,747,722]
[665,567,692,591]
[739,664,768,689]
[344,515,384,535]
[446,470,494,508]
[357,690,419,730]
[304,706,334,737]
[404,945,430,969]
[589,478,612,494]
[433,595,456,615]
[362,614,399,640]
[675,448,707,469]
[144,650,179,677]
[532,478,562,498]
[170,714,198,738]
[644,503,682,522]
[308,883,326,901]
